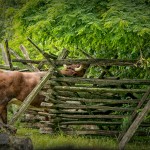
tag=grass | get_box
[16,127,150,150]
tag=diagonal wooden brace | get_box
[9,67,54,125]
[119,87,150,150]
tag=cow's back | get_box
[0,71,24,100]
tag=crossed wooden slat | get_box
[119,87,150,150]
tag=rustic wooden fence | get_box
[1,39,150,150]
[39,76,150,134]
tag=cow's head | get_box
[60,64,88,77]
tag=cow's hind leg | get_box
[0,105,7,124]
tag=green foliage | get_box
[121,116,130,130]
[0,0,5,40]
[0,0,150,76]
[0,0,28,40]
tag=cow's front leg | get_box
[0,98,17,134]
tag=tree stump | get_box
[0,133,33,150]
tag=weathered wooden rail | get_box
[39,76,150,128]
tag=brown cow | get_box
[0,64,88,132]
[0,70,46,124]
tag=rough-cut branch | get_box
[0,64,20,70]
[5,39,13,70]
[27,37,57,60]
[60,121,121,125]
[118,87,150,142]
[57,114,126,119]
[0,43,9,65]
[54,86,146,93]
[55,58,141,66]
[119,90,150,150]
[78,48,93,59]
[56,96,139,104]
[57,48,69,59]
[12,59,46,64]
[19,44,39,72]
[27,38,65,75]
[131,87,150,121]
[51,77,150,85]
[12,58,141,67]
[41,102,134,111]
[9,67,55,125]
[9,48,34,72]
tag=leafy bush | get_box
[0,0,150,76]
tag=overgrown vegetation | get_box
[17,127,150,150]
[1,0,150,58]
[1,0,150,78]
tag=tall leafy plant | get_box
[1,0,150,77]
